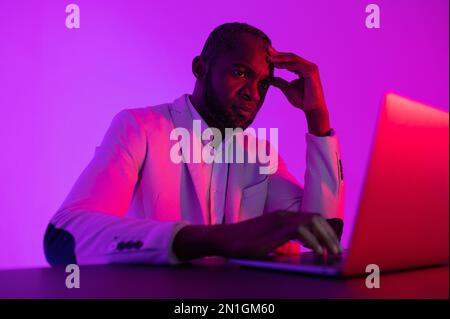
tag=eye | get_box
[232,69,245,78]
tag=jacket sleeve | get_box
[44,109,188,266]
[264,129,345,220]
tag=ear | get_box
[192,56,206,81]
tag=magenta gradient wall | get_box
[0,0,448,269]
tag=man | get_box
[44,22,345,266]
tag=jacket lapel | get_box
[168,95,211,224]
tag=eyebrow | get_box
[231,63,272,80]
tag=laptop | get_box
[230,93,449,277]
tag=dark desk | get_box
[1,258,448,299]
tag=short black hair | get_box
[200,22,272,64]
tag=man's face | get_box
[202,33,273,130]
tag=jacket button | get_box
[135,241,143,249]
[125,241,134,249]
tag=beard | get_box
[201,70,254,131]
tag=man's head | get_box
[191,22,274,131]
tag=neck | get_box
[188,90,203,118]
[189,90,226,137]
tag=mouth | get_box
[232,105,254,119]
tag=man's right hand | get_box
[219,211,343,258]
[172,211,343,261]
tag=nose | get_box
[241,80,260,104]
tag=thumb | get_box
[271,76,290,94]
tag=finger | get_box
[267,54,299,63]
[297,226,323,255]
[267,46,281,56]
[267,47,316,69]
[268,52,313,66]
[311,216,340,254]
[311,216,338,253]
[271,61,312,77]
[267,47,300,60]
[317,218,344,253]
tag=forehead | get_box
[214,33,272,77]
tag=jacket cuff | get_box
[302,128,344,219]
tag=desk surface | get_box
[1,258,448,299]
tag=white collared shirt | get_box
[186,96,230,224]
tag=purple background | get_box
[0,0,448,269]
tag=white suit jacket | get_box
[44,94,345,265]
